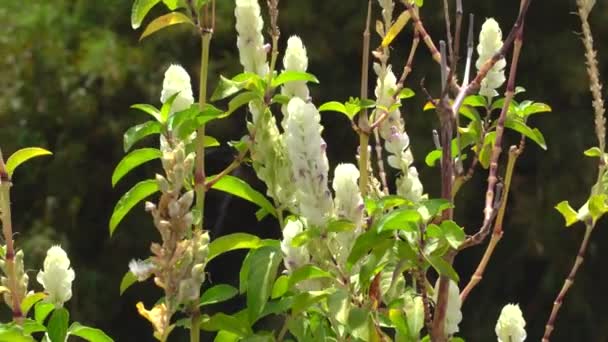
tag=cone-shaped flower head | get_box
[37,246,75,308]
[235,0,269,76]
[373,63,424,202]
[281,219,310,272]
[332,163,364,226]
[476,18,506,98]
[495,304,527,342]
[433,279,463,336]
[160,64,194,114]
[283,97,333,227]
[378,0,395,26]
[281,36,310,101]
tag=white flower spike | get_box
[433,279,463,336]
[476,18,507,99]
[37,245,75,308]
[495,303,527,342]
[160,64,194,114]
[235,0,269,76]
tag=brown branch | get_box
[358,0,372,196]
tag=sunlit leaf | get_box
[130,104,161,122]
[426,255,459,282]
[584,146,603,158]
[271,71,319,88]
[67,322,114,342]
[119,271,138,295]
[140,12,194,41]
[35,302,55,324]
[0,324,35,342]
[319,101,351,119]
[292,289,334,315]
[555,201,578,227]
[247,246,282,323]
[112,148,161,187]
[20,293,46,317]
[271,275,289,299]
[131,0,162,29]
[375,208,421,232]
[200,313,251,337]
[47,308,69,342]
[288,265,332,289]
[5,148,52,178]
[382,10,411,47]
[123,121,162,152]
[207,233,265,262]
[504,117,547,150]
[200,284,238,306]
[109,180,159,236]
[440,220,465,249]
[209,175,277,219]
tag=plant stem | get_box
[542,224,593,341]
[460,146,520,302]
[0,155,24,323]
[358,0,372,197]
[194,33,212,232]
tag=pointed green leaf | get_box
[463,95,487,108]
[131,0,162,29]
[120,271,138,295]
[67,322,113,342]
[123,121,162,152]
[292,289,334,315]
[35,302,55,324]
[207,233,263,262]
[22,319,46,335]
[0,324,35,342]
[209,175,277,219]
[398,88,416,100]
[112,148,161,187]
[162,0,183,10]
[200,313,252,337]
[584,147,603,157]
[211,75,251,101]
[375,208,421,232]
[5,148,52,178]
[504,117,547,150]
[479,132,497,169]
[382,10,411,47]
[426,255,459,282]
[389,308,411,338]
[247,246,282,323]
[20,292,46,316]
[522,102,551,117]
[110,180,159,236]
[319,101,350,119]
[47,308,69,342]
[288,265,332,289]
[271,275,289,299]
[588,194,608,222]
[225,91,259,117]
[140,12,194,41]
[440,220,465,249]
[200,284,238,307]
[130,104,161,122]
[271,71,319,88]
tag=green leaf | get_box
[247,246,282,323]
[112,148,161,187]
[225,91,259,117]
[319,101,350,119]
[239,250,254,294]
[426,255,459,282]
[131,0,162,29]
[328,289,350,325]
[440,220,465,249]
[389,308,411,338]
[425,134,476,167]
[67,322,113,342]
[425,150,442,167]
[375,208,421,232]
[207,233,264,262]
[292,289,334,315]
[272,71,319,88]
[47,308,69,342]
[109,179,159,236]
[463,95,487,108]
[504,117,547,150]
[140,12,194,40]
[419,199,453,219]
[588,194,608,222]
[521,102,551,117]
[130,104,162,122]
[5,147,53,178]
[479,132,497,169]
[119,271,138,295]
[20,292,46,316]
[346,230,390,271]
[201,313,252,337]
[123,121,162,152]
[288,265,332,289]
[35,302,55,324]
[170,104,224,139]
[23,319,46,335]
[398,88,415,99]
[211,74,255,101]
[209,175,277,219]
[271,275,289,299]
[348,307,375,341]
[584,147,603,157]
[326,219,356,233]
[404,296,425,338]
[162,0,184,10]
[200,284,238,306]
[0,324,35,342]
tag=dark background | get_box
[1,0,608,341]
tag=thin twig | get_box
[358,0,372,196]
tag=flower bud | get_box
[495,304,527,342]
[178,191,195,211]
[129,259,155,282]
[37,246,75,308]
[476,18,506,99]
[160,64,194,114]
[156,174,170,193]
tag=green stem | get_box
[194,33,212,231]
[190,304,201,342]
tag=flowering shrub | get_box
[0,0,604,341]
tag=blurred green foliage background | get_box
[1,0,608,340]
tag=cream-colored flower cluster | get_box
[433,279,463,336]
[476,18,507,99]
[281,36,310,101]
[374,63,424,202]
[495,303,527,342]
[0,249,29,309]
[37,246,75,308]
[160,64,194,114]
[235,0,269,77]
